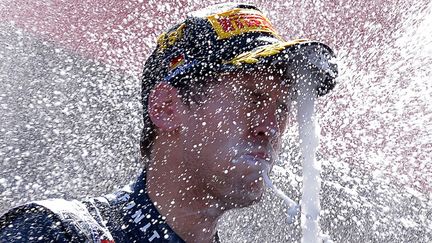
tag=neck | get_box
[145,142,225,242]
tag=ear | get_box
[148,82,183,132]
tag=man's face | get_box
[180,69,291,208]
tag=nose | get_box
[251,112,280,143]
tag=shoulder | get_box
[0,201,77,242]
[0,199,114,242]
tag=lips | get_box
[225,151,274,198]
[234,152,272,174]
[235,154,270,191]
[229,146,275,179]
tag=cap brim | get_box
[224,39,338,96]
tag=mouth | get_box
[232,152,273,178]
[225,150,275,200]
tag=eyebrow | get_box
[245,87,290,108]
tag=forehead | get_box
[216,68,290,94]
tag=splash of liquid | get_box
[295,71,323,243]
[262,170,299,224]
[263,72,326,242]
[262,45,336,242]
[294,52,335,243]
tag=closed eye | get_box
[277,103,289,114]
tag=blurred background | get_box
[0,0,431,242]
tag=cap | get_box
[141,3,338,96]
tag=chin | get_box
[232,195,263,209]
[240,194,263,207]
[224,187,265,209]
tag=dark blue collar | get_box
[120,171,185,243]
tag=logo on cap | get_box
[207,8,280,40]
[157,23,186,52]
[169,53,185,70]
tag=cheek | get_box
[185,90,253,145]
[207,97,250,133]
[198,105,251,159]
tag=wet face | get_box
[180,69,291,208]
